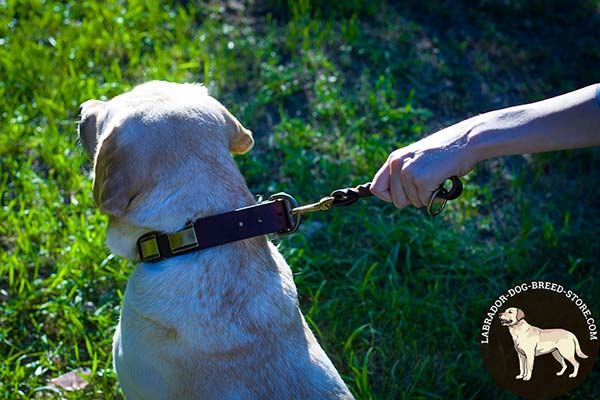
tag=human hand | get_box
[370,117,483,209]
[371,84,600,209]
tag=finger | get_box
[402,177,424,208]
[416,178,435,207]
[389,158,410,209]
[399,171,424,208]
[370,160,393,202]
[398,158,425,208]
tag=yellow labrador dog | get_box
[499,307,588,381]
[78,81,353,399]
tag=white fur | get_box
[78,81,354,399]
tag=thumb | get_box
[370,161,393,202]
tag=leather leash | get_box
[287,176,463,216]
[137,177,463,263]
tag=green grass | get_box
[1,0,599,398]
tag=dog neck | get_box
[507,319,530,335]
[105,160,256,260]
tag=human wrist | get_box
[462,112,498,166]
[465,107,527,163]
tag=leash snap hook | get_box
[290,196,335,215]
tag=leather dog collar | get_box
[135,178,463,262]
[136,194,299,263]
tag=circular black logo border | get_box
[480,281,599,399]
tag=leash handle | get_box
[426,176,463,216]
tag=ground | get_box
[1,1,599,398]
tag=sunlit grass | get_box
[1,1,599,399]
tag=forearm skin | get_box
[468,84,600,164]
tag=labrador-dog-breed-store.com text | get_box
[78,81,354,399]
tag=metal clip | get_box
[269,192,302,235]
[427,187,448,216]
[427,176,463,216]
[291,196,335,215]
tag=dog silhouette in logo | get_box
[499,307,588,381]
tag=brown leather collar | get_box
[136,195,298,263]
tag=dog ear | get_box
[78,100,106,159]
[516,308,525,321]
[92,127,145,217]
[223,108,254,154]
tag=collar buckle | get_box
[137,232,163,262]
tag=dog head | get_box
[499,307,526,326]
[78,81,255,258]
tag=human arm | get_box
[370,83,600,208]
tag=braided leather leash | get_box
[330,182,374,207]
[289,176,463,217]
